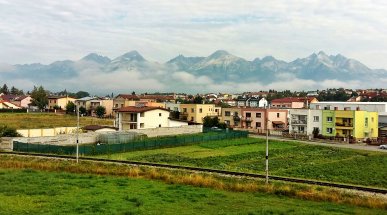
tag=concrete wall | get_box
[140,109,170,129]
[17,127,77,137]
[131,125,203,137]
[12,125,203,146]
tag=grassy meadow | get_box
[0,113,113,129]
[0,156,386,214]
[97,138,387,189]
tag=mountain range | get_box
[0,50,386,93]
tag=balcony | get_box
[291,120,307,125]
[335,122,353,127]
[242,117,252,122]
[233,116,241,121]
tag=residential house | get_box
[89,98,114,117]
[322,110,378,141]
[0,101,21,109]
[179,104,218,123]
[12,95,32,108]
[75,97,95,112]
[113,94,139,110]
[47,96,76,110]
[271,97,315,109]
[115,106,186,130]
[223,99,236,107]
[220,107,242,128]
[289,109,322,136]
[165,102,181,112]
[240,108,288,131]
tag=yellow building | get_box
[323,110,378,140]
[48,96,76,110]
[179,104,218,123]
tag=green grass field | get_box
[97,138,387,188]
[0,168,384,215]
[0,113,113,129]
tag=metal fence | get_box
[13,130,248,156]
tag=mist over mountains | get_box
[1,50,386,94]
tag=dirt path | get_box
[250,134,387,153]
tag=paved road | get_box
[250,134,387,153]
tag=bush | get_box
[0,125,22,137]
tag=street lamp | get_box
[76,105,79,163]
[265,105,269,184]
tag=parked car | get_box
[379,145,387,149]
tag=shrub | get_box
[0,125,22,137]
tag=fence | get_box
[13,130,248,156]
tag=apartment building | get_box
[289,109,322,136]
[179,104,218,123]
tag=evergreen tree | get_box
[1,84,9,94]
[30,86,48,110]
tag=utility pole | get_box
[265,105,269,184]
[76,105,79,163]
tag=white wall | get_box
[310,102,387,112]
[140,109,170,129]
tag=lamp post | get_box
[265,105,269,184]
[76,105,79,163]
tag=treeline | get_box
[0,84,24,95]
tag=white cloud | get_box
[1,0,387,69]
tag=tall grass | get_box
[0,113,113,129]
[0,155,385,210]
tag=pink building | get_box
[240,108,288,130]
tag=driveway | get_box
[250,134,387,153]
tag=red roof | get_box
[116,94,139,100]
[116,106,169,113]
[139,95,175,100]
[271,97,315,103]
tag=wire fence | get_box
[13,130,248,156]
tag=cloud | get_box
[1,0,387,70]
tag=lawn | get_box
[0,168,385,215]
[0,113,113,129]
[97,138,387,188]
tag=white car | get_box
[379,145,387,149]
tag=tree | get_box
[30,86,48,110]
[95,106,106,118]
[75,91,90,99]
[79,106,87,115]
[66,102,75,114]
[1,84,9,94]
[0,125,21,137]
[193,95,203,104]
[312,127,320,138]
[53,104,61,110]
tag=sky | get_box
[1,0,387,94]
[1,0,387,69]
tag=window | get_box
[316,105,320,110]
[140,123,144,128]
[371,117,374,123]
[234,112,238,117]
[365,118,368,127]
[190,117,194,121]
[121,104,124,108]
[140,113,144,117]
[246,112,251,117]
[225,111,231,116]
[356,107,360,111]
[199,108,202,113]
[159,113,162,117]
[256,122,261,128]
[313,116,319,122]
[327,128,333,134]
[327,117,333,122]
[183,108,187,113]
[191,108,194,113]
[225,120,230,125]
[277,113,280,118]
[159,124,161,127]
[256,113,261,118]
[115,104,118,108]
[215,109,218,113]
[344,107,351,111]
[334,107,338,110]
